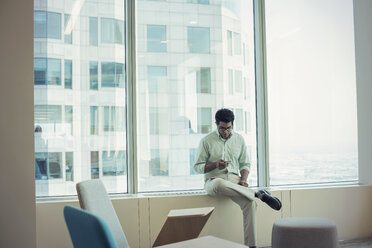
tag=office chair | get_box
[63,205,118,248]
[76,179,130,248]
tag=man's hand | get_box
[216,159,229,170]
[238,180,248,187]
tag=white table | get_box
[154,235,249,248]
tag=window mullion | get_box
[126,0,138,194]
[253,0,270,188]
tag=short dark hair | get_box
[215,108,234,125]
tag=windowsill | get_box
[36,181,362,203]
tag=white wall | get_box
[354,0,372,185]
[0,0,36,247]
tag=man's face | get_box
[217,121,233,139]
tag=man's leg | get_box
[204,178,257,247]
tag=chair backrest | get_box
[63,205,118,248]
[76,179,130,248]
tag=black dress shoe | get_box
[256,189,282,211]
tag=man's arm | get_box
[238,169,249,187]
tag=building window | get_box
[90,106,99,135]
[89,17,98,46]
[34,11,61,39]
[65,106,73,135]
[227,30,233,56]
[234,108,243,132]
[103,106,126,132]
[102,151,126,176]
[65,152,74,181]
[234,70,242,93]
[35,152,62,180]
[147,66,167,93]
[34,58,61,86]
[228,69,233,94]
[188,0,209,4]
[89,61,98,90]
[101,62,125,88]
[196,68,211,93]
[91,151,99,179]
[233,32,241,55]
[149,107,168,135]
[197,108,212,134]
[147,25,167,52]
[64,14,72,44]
[101,18,125,45]
[34,105,62,135]
[187,27,210,53]
[149,149,169,176]
[64,60,72,89]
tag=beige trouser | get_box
[204,174,257,247]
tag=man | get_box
[194,108,282,248]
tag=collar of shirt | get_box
[215,129,234,141]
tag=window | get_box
[103,106,125,132]
[64,60,72,89]
[148,66,167,93]
[102,151,126,176]
[228,69,233,94]
[90,62,98,90]
[266,0,358,185]
[48,59,61,85]
[35,152,62,180]
[233,32,241,55]
[196,68,211,94]
[227,30,233,56]
[197,108,212,134]
[149,149,169,176]
[65,152,74,181]
[187,27,210,53]
[149,107,168,135]
[89,17,98,46]
[101,62,125,88]
[91,151,99,179]
[147,25,167,52]
[90,106,99,135]
[189,148,198,175]
[34,11,61,39]
[234,108,243,132]
[34,1,128,196]
[137,0,256,192]
[234,70,242,93]
[65,106,73,135]
[34,105,62,135]
[188,0,209,4]
[64,14,72,44]
[101,18,125,45]
[34,58,61,85]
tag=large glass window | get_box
[137,0,257,192]
[34,0,127,196]
[147,25,167,52]
[266,0,358,185]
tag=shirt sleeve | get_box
[238,140,250,173]
[194,139,209,174]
